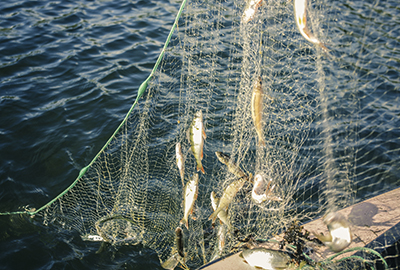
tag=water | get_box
[0,0,399,269]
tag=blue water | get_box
[0,0,179,269]
[1,0,399,269]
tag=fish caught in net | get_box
[1,0,399,269]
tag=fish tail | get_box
[197,163,205,174]
[209,210,218,223]
[180,218,189,230]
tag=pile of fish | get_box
[162,1,341,269]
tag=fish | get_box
[189,110,206,174]
[215,152,248,180]
[251,174,282,204]
[176,142,185,186]
[175,227,185,258]
[208,176,247,224]
[240,248,292,269]
[180,174,199,229]
[293,0,328,52]
[314,212,352,252]
[210,191,231,230]
[242,0,263,24]
[251,76,266,146]
[211,223,227,261]
[82,234,104,242]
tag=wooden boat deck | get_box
[198,187,400,269]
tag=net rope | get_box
[1,0,399,269]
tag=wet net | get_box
[1,0,400,269]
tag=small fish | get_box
[209,176,247,224]
[215,152,248,180]
[189,110,206,174]
[175,227,185,258]
[180,174,199,229]
[251,77,266,146]
[314,212,352,252]
[210,191,231,230]
[240,248,291,269]
[242,0,263,24]
[251,174,282,204]
[86,235,104,242]
[294,0,328,52]
[176,142,185,186]
[211,223,227,261]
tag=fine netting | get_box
[3,0,400,269]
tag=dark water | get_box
[0,0,399,269]
[0,0,179,269]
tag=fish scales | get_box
[180,174,199,229]
[189,110,206,174]
[176,142,185,187]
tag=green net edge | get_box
[0,0,188,217]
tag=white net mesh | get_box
[22,0,400,268]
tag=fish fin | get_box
[209,211,218,224]
[219,220,223,225]
[202,128,206,139]
[180,218,189,230]
[259,138,266,147]
[198,164,205,174]
[190,205,196,220]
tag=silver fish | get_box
[242,0,263,24]
[211,223,227,261]
[209,176,247,224]
[189,110,206,174]
[315,212,352,252]
[240,248,291,269]
[176,142,185,187]
[180,174,199,229]
[294,0,328,52]
[210,191,231,230]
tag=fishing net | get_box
[2,0,400,269]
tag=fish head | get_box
[192,173,199,184]
[176,142,181,153]
[215,151,230,164]
[195,110,203,120]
